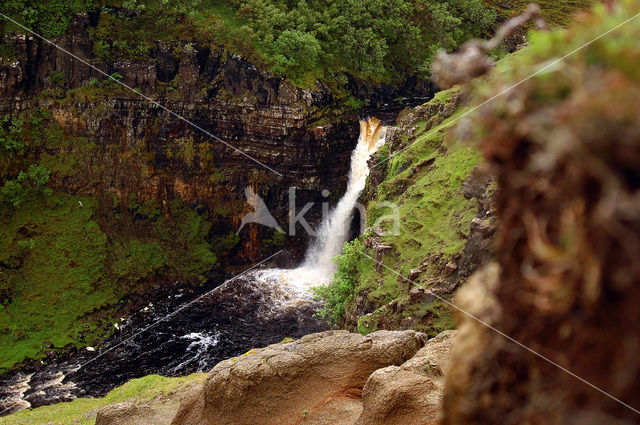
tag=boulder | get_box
[172,330,428,425]
[355,330,456,425]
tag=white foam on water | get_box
[288,117,387,288]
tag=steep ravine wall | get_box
[0,14,362,265]
[0,13,370,373]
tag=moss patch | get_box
[0,193,116,370]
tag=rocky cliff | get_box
[0,12,380,374]
[1,13,368,266]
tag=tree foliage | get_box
[2,0,497,84]
[230,0,497,82]
[0,164,52,207]
[2,0,96,37]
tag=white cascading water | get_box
[0,118,387,415]
[254,117,387,303]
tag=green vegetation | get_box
[0,164,52,207]
[1,0,92,37]
[496,0,595,26]
[0,190,218,372]
[0,108,221,372]
[225,0,496,84]
[311,238,363,323]
[1,1,595,87]
[0,2,521,86]
[0,373,206,425]
[0,193,115,370]
[314,86,477,333]
[0,115,24,152]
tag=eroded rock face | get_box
[356,330,456,425]
[173,330,428,425]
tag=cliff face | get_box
[0,13,373,373]
[312,86,495,336]
[1,14,361,265]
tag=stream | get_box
[0,117,387,416]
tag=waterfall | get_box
[0,118,387,415]
[302,117,386,276]
[274,117,387,289]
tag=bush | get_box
[0,115,24,151]
[268,30,322,83]
[0,164,52,207]
[311,238,363,324]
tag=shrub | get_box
[0,115,24,151]
[0,164,52,207]
[311,238,363,324]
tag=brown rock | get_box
[409,287,427,303]
[408,268,422,281]
[444,262,457,276]
[95,402,169,425]
[400,317,414,329]
[172,330,428,425]
[356,330,456,425]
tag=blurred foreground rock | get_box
[442,2,640,424]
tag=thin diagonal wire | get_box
[358,250,640,415]
[0,12,283,177]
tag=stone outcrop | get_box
[0,14,361,264]
[356,330,455,425]
[173,329,427,425]
[92,330,456,425]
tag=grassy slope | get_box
[0,373,206,425]
[0,190,219,372]
[360,89,480,335]
[0,194,116,369]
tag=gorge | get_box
[4,1,639,424]
[0,113,387,415]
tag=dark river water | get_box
[0,267,328,415]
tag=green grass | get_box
[317,86,480,332]
[404,298,455,338]
[0,192,219,372]
[0,193,117,371]
[361,91,480,304]
[0,373,206,425]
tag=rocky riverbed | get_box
[0,266,328,415]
